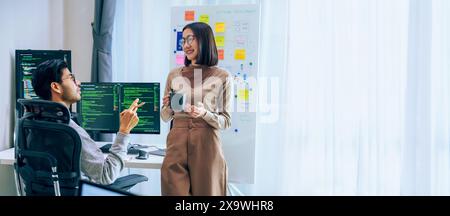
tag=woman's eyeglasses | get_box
[180,35,196,46]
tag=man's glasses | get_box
[180,35,196,46]
[61,73,77,84]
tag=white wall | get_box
[0,0,64,149]
[0,0,64,195]
[0,0,94,195]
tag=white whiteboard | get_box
[171,4,260,184]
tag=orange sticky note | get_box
[234,49,246,60]
[215,22,225,33]
[185,11,195,21]
[218,49,224,60]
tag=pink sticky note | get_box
[176,54,185,65]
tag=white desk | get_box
[0,148,14,166]
[0,142,164,169]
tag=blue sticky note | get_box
[176,32,183,51]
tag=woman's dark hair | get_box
[183,22,218,67]
[32,59,68,100]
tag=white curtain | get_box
[282,0,410,195]
[428,0,450,195]
[112,0,450,195]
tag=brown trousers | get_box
[161,118,227,196]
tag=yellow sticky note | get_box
[215,22,225,33]
[238,89,249,101]
[215,36,225,47]
[199,15,209,24]
[234,49,246,60]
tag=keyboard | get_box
[148,149,166,157]
[99,143,137,154]
[99,143,163,155]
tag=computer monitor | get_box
[77,82,160,134]
[15,50,71,116]
[78,180,135,196]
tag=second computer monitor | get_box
[77,83,160,134]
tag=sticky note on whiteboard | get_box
[238,89,249,101]
[199,14,209,24]
[215,36,225,47]
[176,54,185,65]
[234,49,246,60]
[218,49,224,60]
[185,11,195,21]
[215,22,225,33]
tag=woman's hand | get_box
[186,102,207,118]
[163,95,170,107]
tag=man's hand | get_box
[186,102,207,118]
[119,98,145,134]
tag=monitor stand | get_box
[88,131,113,142]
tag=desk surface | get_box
[0,142,164,169]
[0,148,14,166]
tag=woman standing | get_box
[161,22,231,196]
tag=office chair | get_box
[15,99,148,196]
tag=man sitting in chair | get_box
[31,59,144,185]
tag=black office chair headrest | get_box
[17,99,71,124]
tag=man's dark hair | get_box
[32,59,68,100]
[183,22,218,67]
